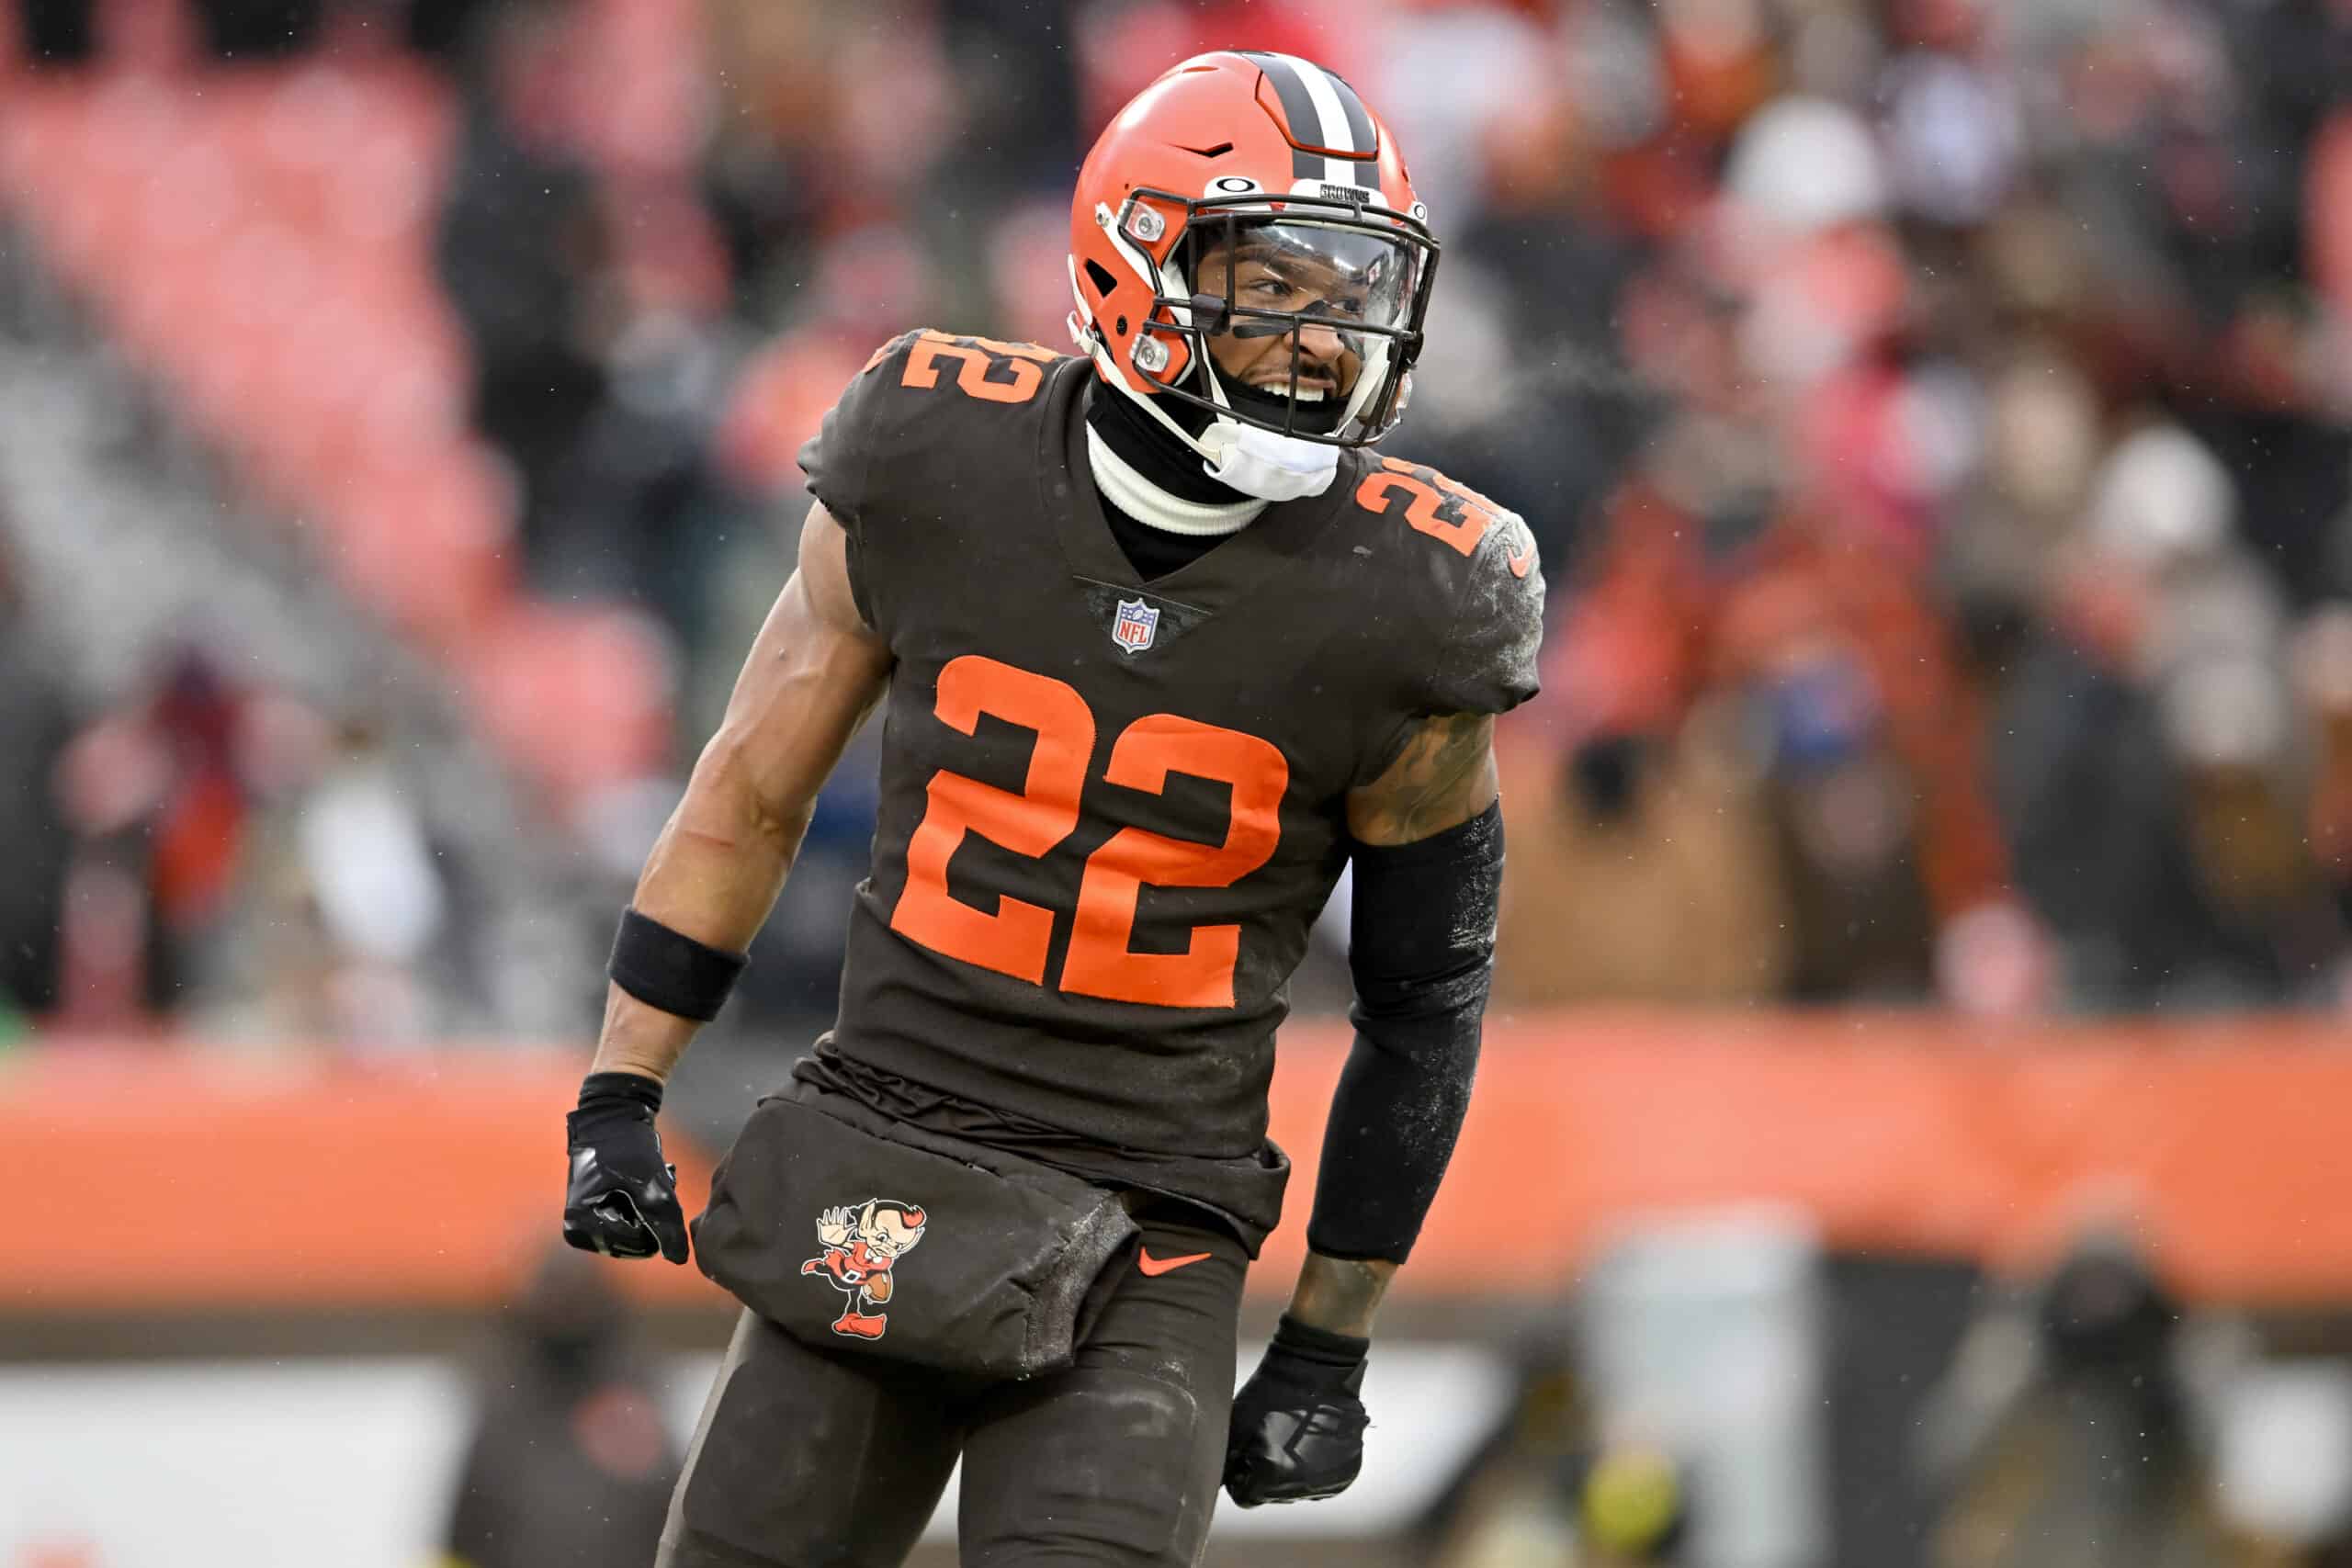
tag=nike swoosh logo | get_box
[1137,1247,1215,1277]
[1508,543,1535,579]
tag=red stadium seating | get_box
[0,62,671,802]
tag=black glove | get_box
[561,1072,690,1265]
[1223,1314,1372,1506]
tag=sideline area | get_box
[12,1009,2348,1314]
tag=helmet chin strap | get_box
[1199,414,1341,502]
[1193,354,1343,502]
[1079,329,1341,504]
[1073,217,1351,504]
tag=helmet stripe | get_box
[1283,55,1358,186]
[1329,73,1378,164]
[1239,51,1327,184]
[1260,52,1382,196]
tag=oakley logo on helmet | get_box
[1210,175,1261,195]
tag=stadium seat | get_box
[0,60,672,802]
[463,604,678,801]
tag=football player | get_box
[562,49,1544,1567]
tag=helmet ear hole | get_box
[1083,259,1120,299]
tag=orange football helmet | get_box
[1068,51,1438,452]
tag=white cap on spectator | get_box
[2161,656,2290,770]
[1724,96,1886,239]
[2089,425,2237,571]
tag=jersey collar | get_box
[1043,359,1356,611]
[1083,424,1263,537]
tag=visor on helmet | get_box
[1108,186,1436,448]
[1182,216,1424,440]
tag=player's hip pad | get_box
[693,1083,1140,1380]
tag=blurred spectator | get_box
[434,0,735,645]
[1495,697,1793,1008]
[196,709,457,1045]
[41,637,469,1044]
[433,0,610,567]
[1418,1328,1690,1567]
[1989,424,2346,1009]
[1517,394,2031,1007]
[19,0,2352,1023]
[1916,1235,2297,1568]
[442,1246,680,1568]
[49,645,271,1025]
[1575,1448,1691,1567]
[0,528,72,1035]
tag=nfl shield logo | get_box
[1112,597,1159,655]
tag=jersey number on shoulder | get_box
[890,655,1287,1010]
[1353,457,1504,557]
[895,331,1057,405]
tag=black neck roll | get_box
[1082,376,1251,508]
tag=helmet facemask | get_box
[1107,190,1438,453]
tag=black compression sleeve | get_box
[1306,801,1504,1264]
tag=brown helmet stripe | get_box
[1238,51,1328,184]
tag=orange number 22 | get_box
[899,331,1057,404]
[888,655,1289,1009]
[1354,457,1499,557]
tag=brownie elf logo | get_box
[798,1199,929,1340]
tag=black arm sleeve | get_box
[1306,800,1505,1263]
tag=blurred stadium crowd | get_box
[7,0,2352,1046]
[12,9,2352,1568]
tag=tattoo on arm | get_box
[1286,1251,1400,1338]
[1347,712,1498,846]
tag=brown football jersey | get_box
[796,329,1543,1246]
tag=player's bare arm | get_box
[1283,1254,1395,1340]
[561,502,889,1265]
[1348,710,1500,846]
[592,501,890,1087]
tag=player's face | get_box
[1191,222,1416,411]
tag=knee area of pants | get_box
[1053,1366,1202,1437]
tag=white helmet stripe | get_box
[1265,51,1361,188]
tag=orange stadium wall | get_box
[6,1010,2348,1316]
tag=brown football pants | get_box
[656,1200,1249,1567]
